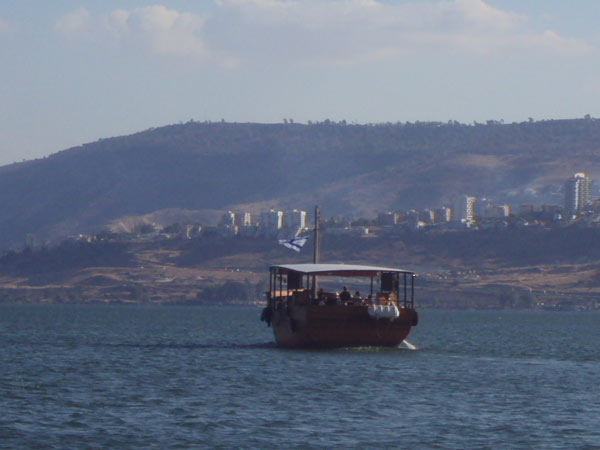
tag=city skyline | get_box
[216,172,595,237]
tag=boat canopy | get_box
[270,263,415,277]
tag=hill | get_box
[2,118,600,249]
[1,226,599,309]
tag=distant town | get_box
[6,172,600,310]
[218,172,597,237]
[50,172,597,247]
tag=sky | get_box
[1,0,600,165]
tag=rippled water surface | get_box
[1,305,600,448]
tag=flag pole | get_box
[312,206,320,297]
[313,205,320,264]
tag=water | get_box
[1,306,600,448]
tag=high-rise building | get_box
[260,209,284,231]
[286,209,307,230]
[454,196,476,223]
[565,173,592,214]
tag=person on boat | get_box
[353,291,363,305]
[315,288,325,305]
[340,286,351,303]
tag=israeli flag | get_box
[278,236,308,252]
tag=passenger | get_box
[388,292,397,306]
[315,288,325,305]
[317,288,325,301]
[367,294,374,305]
[353,291,362,305]
[340,286,352,303]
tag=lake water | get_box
[1,305,599,448]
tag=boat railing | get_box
[267,270,416,309]
[268,288,416,309]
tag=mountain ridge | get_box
[2,118,600,249]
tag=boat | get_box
[260,208,418,348]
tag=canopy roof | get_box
[271,263,415,277]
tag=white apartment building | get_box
[454,195,476,223]
[286,209,307,230]
[260,209,284,231]
[565,172,592,214]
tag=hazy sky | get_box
[1,0,600,165]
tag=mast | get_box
[312,206,321,296]
[313,205,321,264]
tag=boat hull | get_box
[271,304,417,348]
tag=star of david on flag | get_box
[278,236,308,252]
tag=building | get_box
[454,195,476,223]
[260,209,284,232]
[434,206,452,223]
[540,204,562,220]
[286,209,307,230]
[484,204,511,218]
[234,212,252,227]
[376,211,399,226]
[220,211,236,226]
[565,172,592,215]
[422,209,436,224]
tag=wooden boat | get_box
[261,263,418,348]
[260,207,418,348]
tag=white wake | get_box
[400,340,417,350]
